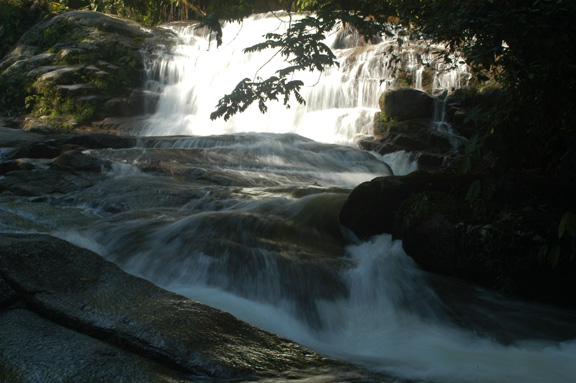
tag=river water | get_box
[8,12,576,383]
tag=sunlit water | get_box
[141,12,468,145]
[5,12,575,383]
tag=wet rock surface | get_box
[0,126,396,382]
[360,88,473,172]
[0,233,374,382]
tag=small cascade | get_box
[141,12,469,144]
[429,91,468,158]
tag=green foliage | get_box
[559,212,576,239]
[538,212,576,268]
[403,193,430,225]
[460,133,487,175]
[50,0,196,26]
[204,0,254,21]
[406,0,576,178]
[0,0,53,58]
[211,76,305,120]
[211,13,343,119]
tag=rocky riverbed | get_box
[2,8,576,382]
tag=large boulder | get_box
[339,169,473,239]
[339,169,576,310]
[379,88,435,122]
[0,234,374,381]
[365,89,469,170]
[0,11,163,128]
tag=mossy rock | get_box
[0,11,153,126]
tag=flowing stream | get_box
[7,12,576,383]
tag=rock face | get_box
[379,88,435,122]
[360,88,470,171]
[0,233,359,382]
[339,169,473,239]
[0,11,166,130]
[0,127,137,196]
[339,169,576,311]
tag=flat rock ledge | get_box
[0,233,383,382]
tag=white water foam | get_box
[170,234,576,383]
[141,13,468,145]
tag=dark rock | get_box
[26,65,68,79]
[0,308,195,382]
[0,159,37,175]
[66,133,136,149]
[380,88,435,122]
[97,60,121,72]
[37,65,85,84]
[21,139,65,159]
[370,94,468,169]
[51,150,112,172]
[63,10,150,38]
[339,169,473,240]
[0,234,348,379]
[416,152,461,168]
[4,132,137,163]
[0,10,155,124]
[390,132,430,151]
[0,127,44,147]
[400,195,576,310]
[21,118,58,134]
[5,53,56,73]
[340,169,576,310]
[57,83,97,97]
[0,169,93,196]
[92,115,151,134]
[0,275,17,308]
[104,97,144,117]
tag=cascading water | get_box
[12,11,574,383]
[141,12,467,145]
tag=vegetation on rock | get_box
[0,10,149,127]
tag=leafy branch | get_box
[210,77,305,121]
[211,14,343,120]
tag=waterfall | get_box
[141,12,468,145]
[35,12,575,383]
